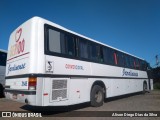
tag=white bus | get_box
[5,17,151,107]
[0,49,7,97]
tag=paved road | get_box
[0,90,160,120]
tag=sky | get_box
[0,0,160,67]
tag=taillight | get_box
[28,77,37,90]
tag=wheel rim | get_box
[95,90,102,103]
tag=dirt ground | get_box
[0,90,160,120]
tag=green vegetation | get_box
[154,83,160,90]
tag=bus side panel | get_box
[42,78,93,106]
[42,78,53,106]
[90,62,148,97]
[36,77,44,106]
[43,78,70,106]
[45,56,91,76]
[110,79,145,97]
[68,78,91,105]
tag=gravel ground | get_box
[0,90,160,120]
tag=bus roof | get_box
[23,16,146,61]
[39,17,145,61]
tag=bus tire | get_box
[143,82,147,94]
[90,85,104,107]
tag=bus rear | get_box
[5,17,79,107]
[5,17,41,105]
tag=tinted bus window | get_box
[129,57,134,69]
[65,34,75,56]
[103,47,108,64]
[108,49,115,65]
[139,60,142,70]
[48,29,61,53]
[124,55,131,68]
[117,52,124,67]
[114,51,118,65]
[88,42,99,61]
[103,47,114,65]
[141,61,147,71]
[99,46,104,63]
[48,28,76,57]
[135,58,140,69]
[79,38,88,59]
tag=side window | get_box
[60,33,66,54]
[65,34,75,56]
[88,42,99,61]
[124,55,130,68]
[137,59,147,71]
[141,61,147,71]
[48,29,61,53]
[133,58,136,69]
[103,47,114,65]
[135,58,140,69]
[129,57,134,69]
[48,28,76,57]
[79,38,88,59]
[139,60,143,70]
[103,47,108,64]
[114,51,118,65]
[109,49,115,65]
[117,52,124,67]
[105,48,114,65]
[99,46,104,63]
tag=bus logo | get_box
[7,63,26,74]
[9,28,25,58]
[122,68,138,77]
[46,61,54,74]
[48,61,52,71]
[15,28,22,42]
[65,64,84,70]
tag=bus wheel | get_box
[143,82,147,94]
[91,85,104,107]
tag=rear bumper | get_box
[4,89,36,105]
[4,89,36,95]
